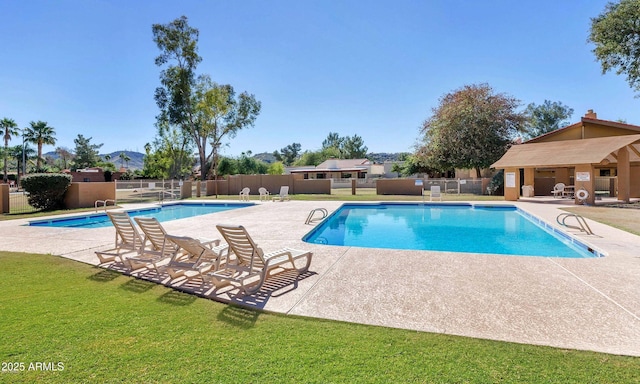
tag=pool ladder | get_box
[305,208,328,225]
[95,199,116,212]
[556,213,595,235]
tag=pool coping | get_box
[0,199,638,357]
[26,201,256,227]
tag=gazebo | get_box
[491,110,640,205]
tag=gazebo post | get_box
[618,146,630,203]
[574,164,595,205]
[523,168,535,194]
[503,167,520,201]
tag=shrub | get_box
[487,169,504,195]
[21,173,73,211]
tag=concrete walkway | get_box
[1,199,638,357]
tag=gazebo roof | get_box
[491,134,640,169]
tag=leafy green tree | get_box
[142,124,194,179]
[24,120,56,170]
[273,142,301,165]
[151,16,201,174]
[322,132,344,152]
[419,83,526,178]
[1,118,19,182]
[152,16,201,124]
[152,17,261,181]
[55,147,74,170]
[522,100,574,140]
[391,162,404,177]
[319,132,368,159]
[589,0,640,94]
[342,134,368,159]
[235,151,268,174]
[73,135,103,170]
[267,161,285,175]
[216,157,236,177]
[294,150,325,166]
[402,152,440,177]
[193,76,261,180]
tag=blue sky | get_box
[1,0,638,158]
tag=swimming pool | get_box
[28,202,254,228]
[303,203,600,258]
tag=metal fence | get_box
[115,179,183,204]
[421,178,486,195]
[9,189,38,214]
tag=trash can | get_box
[521,185,534,197]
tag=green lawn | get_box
[0,253,638,383]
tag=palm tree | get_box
[9,144,35,184]
[1,118,19,183]
[24,120,56,170]
[119,152,131,169]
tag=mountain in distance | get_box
[252,152,277,163]
[43,150,408,171]
[251,152,407,165]
[44,150,145,170]
[100,151,145,170]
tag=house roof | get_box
[315,158,371,169]
[525,117,640,143]
[491,134,640,169]
[287,158,372,173]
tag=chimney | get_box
[585,109,597,119]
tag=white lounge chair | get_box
[430,185,442,201]
[207,224,312,294]
[161,235,229,282]
[95,211,144,265]
[258,187,270,202]
[239,187,250,201]
[132,217,221,274]
[272,186,290,202]
[552,183,565,198]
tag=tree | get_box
[267,161,285,175]
[142,124,194,179]
[342,134,368,159]
[1,118,19,182]
[589,0,640,94]
[320,132,368,159]
[192,76,261,180]
[522,100,574,140]
[24,120,56,170]
[153,16,202,175]
[73,134,102,170]
[419,83,526,178]
[119,152,131,169]
[235,151,268,174]
[55,147,74,170]
[216,157,236,176]
[273,142,301,165]
[9,144,35,182]
[322,132,344,152]
[152,17,260,182]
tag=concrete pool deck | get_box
[0,199,639,357]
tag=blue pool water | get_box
[28,202,253,228]
[303,203,599,258]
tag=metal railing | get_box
[556,213,595,235]
[9,190,38,214]
[115,179,182,204]
[423,178,485,195]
